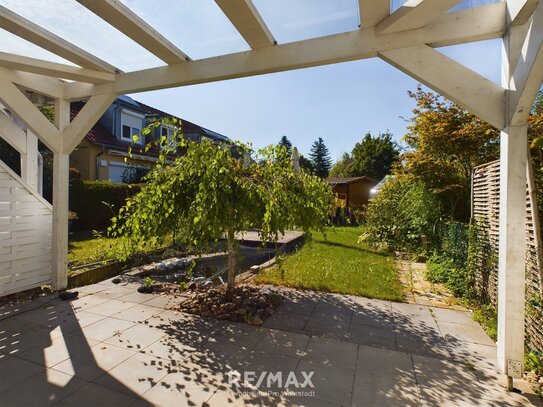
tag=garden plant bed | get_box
[178,284,283,326]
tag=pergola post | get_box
[51,98,70,290]
[497,125,527,381]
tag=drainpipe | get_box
[96,145,105,181]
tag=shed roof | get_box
[327,176,375,186]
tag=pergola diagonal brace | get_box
[0,66,63,99]
[61,93,118,154]
[215,0,275,49]
[379,45,505,129]
[0,110,26,154]
[0,79,60,152]
[0,5,117,73]
[508,0,540,26]
[509,1,543,125]
[77,0,190,64]
[377,0,463,35]
[358,0,390,28]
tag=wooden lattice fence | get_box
[471,159,543,352]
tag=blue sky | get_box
[0,0,502,160]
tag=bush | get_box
[426,254,468,297]
[70,178,141,232]
[361,176,441,252]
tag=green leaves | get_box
[108,119,334,263]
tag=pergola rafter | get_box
[0,0,542,386]
[376,0,463,35]
[0,5,117,73]
[77,0,190,64]
[215,0,275,49]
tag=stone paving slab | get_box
[0,281,541,407]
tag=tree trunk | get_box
[226,228,236,291]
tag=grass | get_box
[68,234,116,269]
[255,227,404,301]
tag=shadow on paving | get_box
[0,294,155,406]
[0,283,540,406]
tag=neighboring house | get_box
[327,176,375,209]
[69,95,230,183]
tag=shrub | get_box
[426,254,468,297]
[69,178,141,232]
[361,176,441,252]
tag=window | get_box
[120,110,143,143]
[160,125,178,147]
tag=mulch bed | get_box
[177,284,283,326]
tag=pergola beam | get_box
[358,0,390,28]
[77,0,190,64]
[63,3,507,100]
[509,1,543,125]
[215,0,275,49]
[0,53,116,83]
[377,0,463,35]
[379,45,505,128]
[0,79,60,152]
[0,5,117,73]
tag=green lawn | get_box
[255,227,403,301]
[68,235,116,268]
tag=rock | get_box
[112,278,122,284]
[221,302,235,312]
[188,282,198,290]
[265,306,274,316]
[236,307,247,316]
[250,316,263,326]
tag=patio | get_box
[0,279,540,406]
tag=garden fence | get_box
[471,159,543,352]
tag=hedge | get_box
[69,175,140,232]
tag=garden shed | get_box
[0,0,542,385]
[327,176,374,209]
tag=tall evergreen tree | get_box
[278,135,292,154]
[309,137,332,178]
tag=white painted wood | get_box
[0,109,26,154]
[509,1,543,125]
[61,93,117,154]
[20,130,38,191]
[215,0,275,49]
[377,0,463,35]
[0,53,116,83]
[0,79,60,152]
[358,0,390,28]
[0,66,63,99]
[63,3,507,99]
[77,0,189,64]
[379,45,505,128]
[51,99,70,291]
[508,0,539,26]
[0,159,52,296]
[0,5,116,73]
[497,126,527,376]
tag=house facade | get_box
[69,95,230,183]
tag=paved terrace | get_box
[0,279,540,407]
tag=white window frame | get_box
[160,124,177,147]
[120,109,144,143]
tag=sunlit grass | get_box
[255,227,403,301]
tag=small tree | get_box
[309,137,332,178]
[109,125,334,291]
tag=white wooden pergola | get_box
[0,0,541,382]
